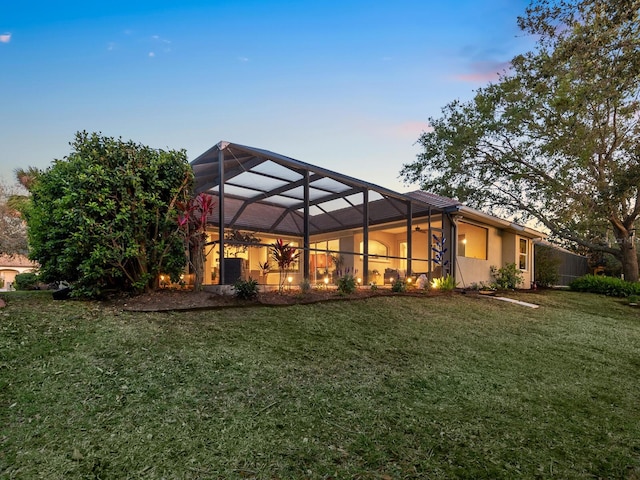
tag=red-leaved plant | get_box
[270,238,300,292]
[177,193,215,290]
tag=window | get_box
[359,240,389,259]
[457,234,466,257]
[457,222,487,260]
[399,242,408,272]
[519,238,528,270]
[310,239,339,280]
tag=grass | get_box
[1,289,640,479]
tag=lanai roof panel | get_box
[192,141,450,236]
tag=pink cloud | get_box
[0,33,11,44]
[455,61,511,83]
[388,121,433,139]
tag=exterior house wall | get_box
[199,218,541,290]
[499,232,533,288]
[456,224,503,287]
[502,232,517,265]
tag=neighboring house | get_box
[0,254,37,290]
[190,142,545,289]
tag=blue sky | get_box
[0,0,536,192]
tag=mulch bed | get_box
[118,287,441,312]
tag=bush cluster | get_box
[490,263,524,289]
[14,272,40,290]
[534,245,561,287]
[391,278,407,293]
[569,274,640,297]
[337,274,357,295]
[299,278,311,294]
[233,277,259,300]
[432,274,458,292]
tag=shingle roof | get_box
[0,254,36,268]
[406,190,461,210]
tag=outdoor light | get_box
[287,276,293,290]
[357,277,362,285]
[407,277,412,284]
[324,277,329,288]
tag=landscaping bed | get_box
[118,286,437,312]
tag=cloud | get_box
[454,61,511,83]
[152,35,171,45]
[148,51,155,58]
[387,121,432,140]
[150,35,172,55]
[0,33,11,43]
[238,56,249,62]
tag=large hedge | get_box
[569,274,640,298]
[26,131,193,298]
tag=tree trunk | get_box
[613,225,639,282]
[191,233,206,291]
[620,241,639,283]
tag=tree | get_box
[0,179,28,256]
[26,131,193,297]
[400,0,640,281]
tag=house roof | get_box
[0,254,36,268]
[406,190,461,210]
[191,141,545,239]
[191,141,448,236]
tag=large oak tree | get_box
[401,0,640,281]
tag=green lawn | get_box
[1,290,640,479]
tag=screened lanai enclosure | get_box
[191,141,461,289]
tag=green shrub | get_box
[233,277,259,300]
[14,272,40,291]
[391,278,407,293]
[337,274,357,295]
[490,263,524,289]
[569,274,640,297]
[299,278,311,294]
[26,132,193,298]
[432,274,458,292]
[534,245,561,287]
